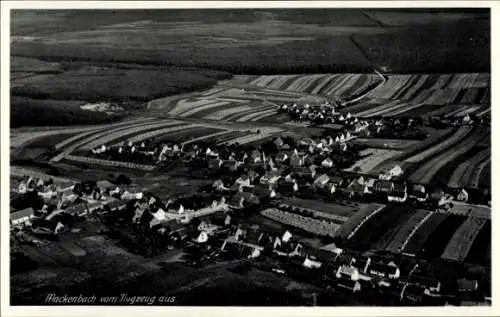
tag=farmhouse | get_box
[411,184,428,202]
[336,265,360,281]
[373,180,394,194]
[10,207,35,227]
[388,182,408,203]
[351,255,371,274]
[457,189,469,202]
[412,275,441,294]
[368,261,400,280]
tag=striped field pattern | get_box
[441,216,488,262]
[343,73,490,118]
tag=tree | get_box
[115,174,132,186]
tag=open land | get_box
[10,9,491,307]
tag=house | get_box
[293,166,316,180]
[457,278,478,292]
[194,231,209,243]
[222,159,241,172]
[149,208,167,228]
[10,207,35,226]
[336,278,362,293]
[411,184,428,202]
[368,261,400,279]
[277,179,299,196]
[273,137,284,149]
[212,179,229,191]
[302,256,322,269]
[260,171,281,186]
[234,175,251,189]
[321,157,334,168]
[429,189,453,209]
[313,174,330,188]
[168,201,185,214]
[336,265,360,281]
[411,275,441,294]
[329,176,344,187]
[350,255,371,274]
[319,242,343,256]
[228,193,246,210]
[290,152,307,167]
[373,180,394,194]
[208,158,223,169]
[388,182,408,203]
[344,181,369,198]
[275,153,289,164]
[379,165,403,180]
[31,218,65,235]
[400,284,426,303]
[457,188,469,202]
[250,149,262,163]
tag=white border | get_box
[1,2,498,317]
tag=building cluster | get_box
[10,176,136,235]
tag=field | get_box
[346,205,415,251]
[334,204,385,239]
[384,210,432,254]
[261,208,342,237]
[441,216,488,262]
[342,73,490,119]
[417,215,467,259]
[344,148,401,174]
[401,213,449,256]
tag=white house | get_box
[10,207,35,227]
[336,265,360,281]
[321,157,334,168]
[457,189,469,202]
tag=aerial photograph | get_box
[8,8,491,307]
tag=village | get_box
[10,100,490,306]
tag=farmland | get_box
[417,215,467,259]
[346,205,415,251]
[401,213,449,256]
[261,208,342,238]
[8,9,491,306]
[342,73,490,119]
[384,210,432,254]
[441,216,488,262]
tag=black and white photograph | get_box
[1,1,496,314]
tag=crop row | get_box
[384,210,432,253]
[410,128,488,184]
[82,120,184,150]
[249,73,381,99]
[115,124,200,145]
[334,204,385,240]
[447,148,491,188]
[64,154,156,171]
[261,208,341,237]
[401,213,449,256]
[441,216,488,262]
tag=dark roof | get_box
[245,229,264,245]
[11,207,35,220]
[337,278,359,290]
[410,275,441,288]
[369,262,398,276]
[374,180,394,192]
